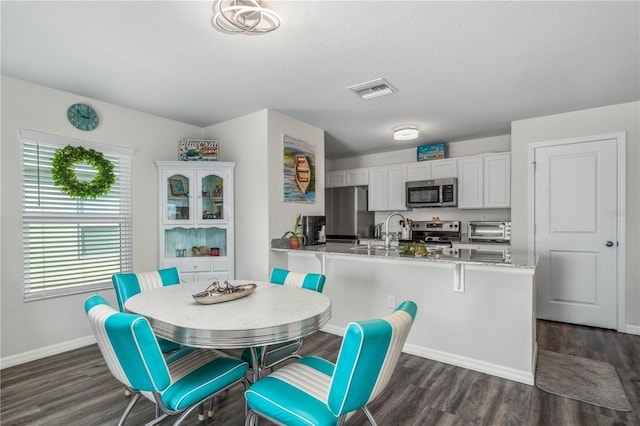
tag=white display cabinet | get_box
[155,161,235,282]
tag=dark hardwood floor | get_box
[2,320,639,425]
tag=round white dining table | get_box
[124,280,332,380]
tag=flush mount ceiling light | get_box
[394,126,419,141]
[212,0,281,34]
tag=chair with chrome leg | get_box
[245,300,417,426]
[112,267,181,354]
[241,268,327,373]
[85,294,249,426]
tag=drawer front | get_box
[213,258,228,271]
[180,259,211,273]
[162,260,179,269]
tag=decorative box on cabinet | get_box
[155,161,235,281]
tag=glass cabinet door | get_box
[166,173,191,223]
[200,173,224,222]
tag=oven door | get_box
[468,222,509,241]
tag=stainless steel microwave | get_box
[406,177,457,208]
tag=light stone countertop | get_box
[271,241,537,269]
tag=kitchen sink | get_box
[348,245,399,253]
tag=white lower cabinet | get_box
[368,165,407,211]
[162,258,229,282]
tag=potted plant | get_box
[290,213,302,249]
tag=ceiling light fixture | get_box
[394,125,419,141]
[212,0,281,34]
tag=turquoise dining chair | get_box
[85,294,249,426]
[112,267,181,353]
[241,268,327,372]
[245,300,417,426]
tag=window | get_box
[21,130,132,301]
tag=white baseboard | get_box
[1,335,96,369]
[624,324,640,335]
[403,343,535,385]
[320,324,535,385]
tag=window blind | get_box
[21,130,133,301]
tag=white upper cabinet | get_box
[345,168,368,186]
[457,156,484,208]
[406,158,457,182]
[431,159,458,179]
[368,165,407,211]
[326,171,346,188]
[406,162,431,182]
[326,168,368,188]
[483,152,511,208]
[457,152,510,209]
[331,152,510,211]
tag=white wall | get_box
[0,76,203,364]
[203,111,270,280]
[511,101,640,331]
[203,110,325,281]
[267,111,325,271]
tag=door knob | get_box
[606,241,614,247]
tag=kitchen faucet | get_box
[384,211,405,249]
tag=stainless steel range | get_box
[410,220,461,248]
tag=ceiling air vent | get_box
[346,78,397,100]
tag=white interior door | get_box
[534,137,619,329]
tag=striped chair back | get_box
[269,268,326,293]
[85,294,171,392]
[85,294,249,425]
[112,267,180,312]
[327,300,417,416]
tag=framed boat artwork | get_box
[282,135,315,203]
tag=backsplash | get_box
[373,208,511,236]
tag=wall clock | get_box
[67,103,99,131]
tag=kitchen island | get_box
[271,242,538,385]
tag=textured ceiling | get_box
[2,1,638,159]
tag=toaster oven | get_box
[467,221,511,242]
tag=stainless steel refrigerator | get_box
[325,186,375,243]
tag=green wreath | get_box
[51,145,115,199]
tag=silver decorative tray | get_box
[192,280,257,305]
